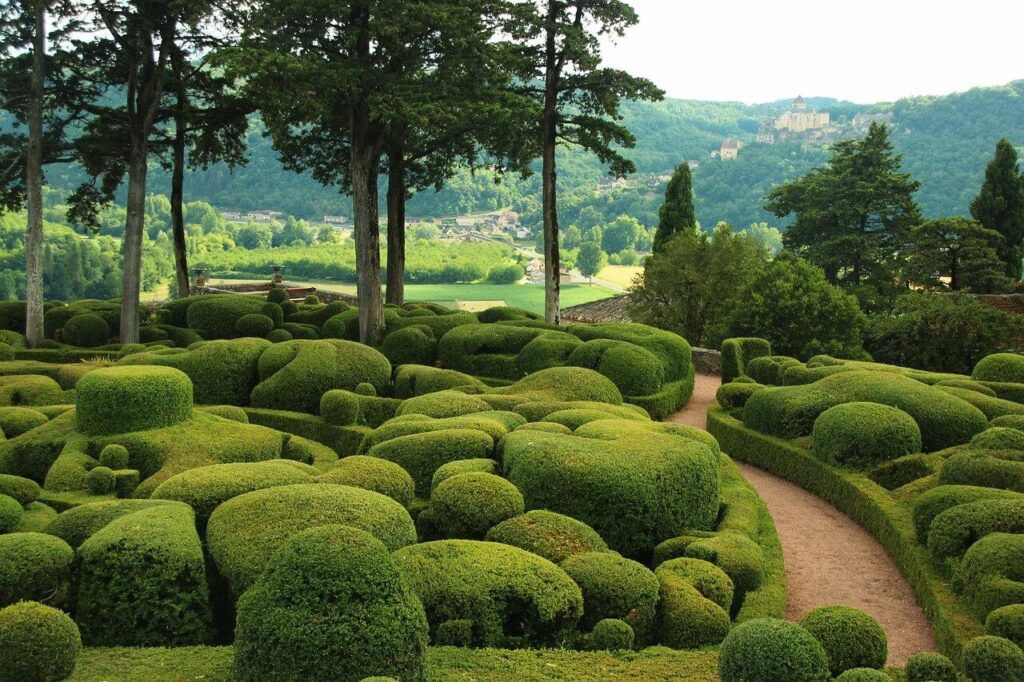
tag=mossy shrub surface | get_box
[316,456,415,508]
[561,551,659,645]
[812,402,922,467]
[798,605,887,676]
[0,601,81,682]
[75,366,193,435]
[718,618,830,682]
[0,532,74,608]
[484,509,609,564]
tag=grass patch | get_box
[597,265,642,289]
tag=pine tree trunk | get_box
[385,142,406,306]
[24,2,45,348]
[120,133,148,343]
[541,3,561,325]
[351,115,384,345]
[170,109,190,298]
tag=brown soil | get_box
[668,373,937,666]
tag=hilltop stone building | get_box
[774,96,830,133]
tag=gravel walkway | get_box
[668,373,937,666]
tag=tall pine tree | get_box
[970,139,1024,280]
[653,162,696,251]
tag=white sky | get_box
[600,0,1024,104]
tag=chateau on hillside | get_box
[757,96,833,144]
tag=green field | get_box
[209,279,619,316]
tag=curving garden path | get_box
[668,373,936,666]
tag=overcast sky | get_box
[599,0,1024,104]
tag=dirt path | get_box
[668,374,936,666]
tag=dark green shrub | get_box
[745,356,801,385]
[833,670,891,681]
[589,618,634,651]
[287,301,350,328]
[113,469,139,498]
[236,313,275,338]
[653,531,766,595]
[567,339,665,397]
[962,635,1024,682]
[484,509,608,564]
[654,557,732,649]
[718,618,830,682]
[867,454,933,490]
[43,499,176,548]
[279,322,319,339]
[562,551,659,644]
[569,323,691,383]
[0,473,40,505]
[392,365,482,398]
[975,354,1024,384]
[368,428,494,496]
[197,405,249,423]
[477,306,539,323]
[0,343,12,362]
[320,390,360,426]
[207,483,416,598]
[234,525,428,682]
[76,502,212,645]
[381,326,437,367]
[812,402,922,467]
[261,302,284,327]
[430,472,524,539]
[928,499,1024,558]
[431,458,498,495]
[905,651,957,682]
[939,386,1024,420]
[993,415,1024,431]
[322,309,361,341]
[98,444,129,469]
[941,450,1024,493]
[388,311,479,338]
[0,407,48,438]
[266,328,293,343]
[0,532,73,607]
[516,333,584,375]
[799,605,887,676]
[513,422,573,435]
[988,604,1024,649]
[85,466,115,495]
[542,408,619,430]
[496,366,624,405]
[722,338,773,383]
[75,366,193,435]
[956,533,1024,619]
[139,325,170,343]
[393,539,583,648]
[317,456,415,508]
[267,288,289,305]
[936,378,998,396]
[0,375,63,407]
[62,313,110,348]
[912,485,1022,541]
[437,324,550,380]
[185,295,267,339]
[717,382,765,410]
[355,382,376,396]
[0,601,81,682]
[971,427,1024,451]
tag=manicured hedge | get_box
[812,402,922,467]
[654,557,733,649]
[392,539,583,648]
[316,456,416,508]
[395,390,492,419]
[562,551,660,645]
[938,385,1024,420]
[367,428,495,496]
[234,525,428,682]
[970,427,1024,451]
[185,295,267,339]
[485,509,609,564]
[0,532,73,608]
[570,323,691,383]
[745,356,802,386]
[718,618,830,682]
[431,458,498,495]
[0,601,81,682]
[75,502,212,645]
[516,334,583,375]
[438,324,553,380]
[61,313,110,348]
[430,472,524,540]
[75,366,193,435]
[721,337,772,383]
[940,450,1024,493]
[567,339,666,397]
[974,354,1024,384]
[987,604,1024,649]
[961,635,1024,682]
[927,499,1024,559]
[207,483,417,597]
[0,473,40,505]
[911,484,1022,541]
[799,605,887,677]
[0,374,64,407]
[381,326,438,367]
[956,533,1024,620]
[235,313,275,338]
[905,651,957,682]
[589,618,634,651]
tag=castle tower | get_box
[793,95,807,111]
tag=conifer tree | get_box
[653,162,696,252]
[970,138,1024,280]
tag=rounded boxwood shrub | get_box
[974,354,1024,384]
[0,474,40,506]
[833,669,891,681]
[516,334,583,375]
[75,366,193,435]
[927,499,1024,559]
[320,390,360,426]
[567,339,666,397]
[355,382,377,397]
[317,456,415,508]
[562,551,659,644]
[266,287,289,305]
[0,407,48,438]
[368,428,495,497]
[654,557,733,649]
[207,483,417,597]
[911,485,1022,541]
[971,427,1024,451]
[0,601,81,682]
[799,605,887,676]
[261,302,284,327]
[430,458,498,495]
[396,390,492,419]
[987,604,1024,649]
[590,618,634,651]
[905,651,957,682]
[956,533,1024,619]
[265,328,293,343]
[813,402,922,467]
[235,525,428,682]
[0,532,74,607]
[718,618,830,682]
[484,509,608,564]
[393,540,582,648]
[2,497,27,534]
[98,444,129,469]
[962,635,1024,682]
[431,473,524,539]
[941,450,1024,493]
[62,313,109,348]
[717,382,765,410]
[236,313,275,338]
[185,295,267,339]
[85,466,115,495]
[513,421,573,435]
[0,342,12,362]
[381,326,437,368]
[992,415,1024,431]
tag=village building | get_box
[719,138,741,161]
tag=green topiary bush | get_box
[927,499,1024,558]
[988,604,1024,649]
[0,473,40,505]
[721,338,772,383]
[234,525,428,682]
[431,458,498,495]
[484,509,608,564]
[98,443,129,469]
[516,333,583,375]
[496,366,624,405]
[718,618,830,682]
[235,313,276,338]
[62,313,110,348]
[267,288,289,305]
[0,407,48,438]
[430,472,524,540]
[911,485,1022,541]
[261,302,284,327]
[368,428,495,497]
[317,456,415,508]
[75,366,193,435]
[562,551,659,644]
[396,390,492,419]
[567,339,665,397]
[970,427,1024,451]
[0,532,73,607]
[974,354,1024,384]
[955,533,1024,620]
[940,450,1024,493]
[812,402,922,467]
[905,651,957,682]
[962,635,1024,682]
[381,326,437,368]
[654,557,733,649]
[392,540,583,648]
[833,669,891,681]
[0,374,64,407]
[0,343,12,362]
[320,390,360,426]
[265,328,293,343]
[745,356,802,386]
[0,601,81,682]
[185,295,267,339]
[207,484,417,598]
[589,618,634,651]
[798,605,887,676]
[85,466,115,495]
[717,382,766,411]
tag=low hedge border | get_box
[14,349,119,363]
[707,405,981,662]
[242,408,367,458]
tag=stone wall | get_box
[691,347,721,376]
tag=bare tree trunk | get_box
[351,122,384,344]
[119,133,148,343]
[385,141,406,306]
[170,90,190,298]
[24,1,46,348]
[541,3,561,325]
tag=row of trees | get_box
[1,0,659,345]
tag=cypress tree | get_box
[654,162,697,252]
[971,139,1024,280]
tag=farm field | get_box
[596,265,643,289]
